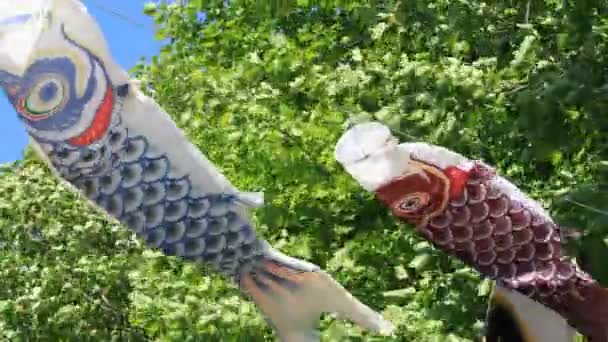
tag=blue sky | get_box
[0,1,165,162]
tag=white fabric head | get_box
[334,122,396,165]
[335,122,409,191]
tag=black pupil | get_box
[39,81,58,102]
[402,198,419,210]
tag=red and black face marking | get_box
[375,159,452,226]
[444,165,471,200]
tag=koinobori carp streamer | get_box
[0,2,394,341]
[335,122,608,341]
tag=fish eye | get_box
[19,74,68,120]
[397,192,430,213]
[400,197,420,211]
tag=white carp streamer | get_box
[0,2,394,341]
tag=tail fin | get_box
[239,244,394,342]
[483,284,576,342]
[564,233,608,342]
[564,281,608,342]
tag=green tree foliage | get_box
[1,0,608,340]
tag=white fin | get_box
[234,191,264,208]
[239,243,394,341]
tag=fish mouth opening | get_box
[351,135,398,165]
[334,122,396,167]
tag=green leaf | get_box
[143,2,157,16]
[409,254,432,271]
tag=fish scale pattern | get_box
[378,164,606,335]
[418,170,590,306]
[36,111,264,279]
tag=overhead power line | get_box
[87,0,150,30]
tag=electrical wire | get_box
[86,0,150,30]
